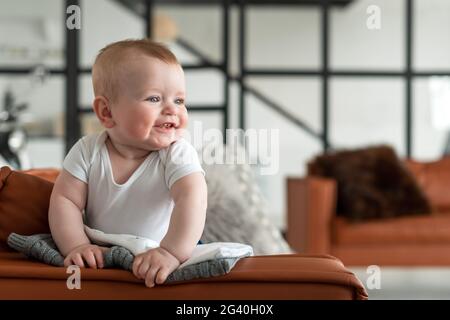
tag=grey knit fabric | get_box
[8,233,64,266]
[103,245,134,270]
[7,233,240,284]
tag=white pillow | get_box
[199,143,293,255]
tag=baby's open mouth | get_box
[155,122,177,130]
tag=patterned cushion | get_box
[199,143,293,255]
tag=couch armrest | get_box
[287,176,337,254]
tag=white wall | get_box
[1,0,449,230]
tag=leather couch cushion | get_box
[0,252,368,299]
[0,167,59,252]
[405,157,450,213]
[334,214,450,245]
[22,168,60,183]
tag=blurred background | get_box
[1,0,450,299]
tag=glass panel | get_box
[81,113,102,137]
[414,0,450,70]
[0,0,64,68]
[27,138,64,168]
[247,77,321,132]
[157,6,221,63]
[188,112,222,132]
[80,0,144,68]
[330,0,404,70]
[80,74,94,111]
[0,75,64,138]
[0,75,64,168]
[247,7,320,69]
[246,93,322,230]
[185,70,223,106]
[186,112,223,150]
[80,74,100,136]
[413,77,449,160]
[330,78,405,155]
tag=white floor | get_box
[350,267,450,300]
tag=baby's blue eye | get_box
[147,96,160,103]
[175,98,185,105]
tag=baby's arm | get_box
[132,172,207,287]
[49,170,106,268]
[161,172,207,262]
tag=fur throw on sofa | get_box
[307,145,431,222]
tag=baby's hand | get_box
[132,247,180,288]
[64,243,109,269]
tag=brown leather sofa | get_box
[0,251,367,299]
[0,167,368,300]
[287,156,450,267]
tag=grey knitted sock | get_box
[7,233,242,284]
[7,233,124,269]
[103,246,134,271]
[7,233,65,267]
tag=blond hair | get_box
[92,39,179,102]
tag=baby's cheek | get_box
[136,125,153,139]
[127,119,152,139]
[178,111,189,129]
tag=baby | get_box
[48,39,207,288]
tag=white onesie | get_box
[62,130,204,243]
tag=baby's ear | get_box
[93,96,115,128]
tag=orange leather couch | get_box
[287,156,450,267]
[0,168,367,300]
[0,252,367,300]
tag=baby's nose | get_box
[162,103,177,115]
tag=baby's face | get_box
[109,55,188,151]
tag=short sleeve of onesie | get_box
[163,138,205,189]
[62,136,94,183]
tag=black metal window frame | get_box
[238,0,450,157]
[1,0,450,158]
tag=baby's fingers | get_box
[63,256,72,268]
[132,256,144,278]
[93,248,104,268]
[155,267,171,285]
[138,260,151,280]
[70,253,85,268]
[145,265,161,288]
[82,251,97,269]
